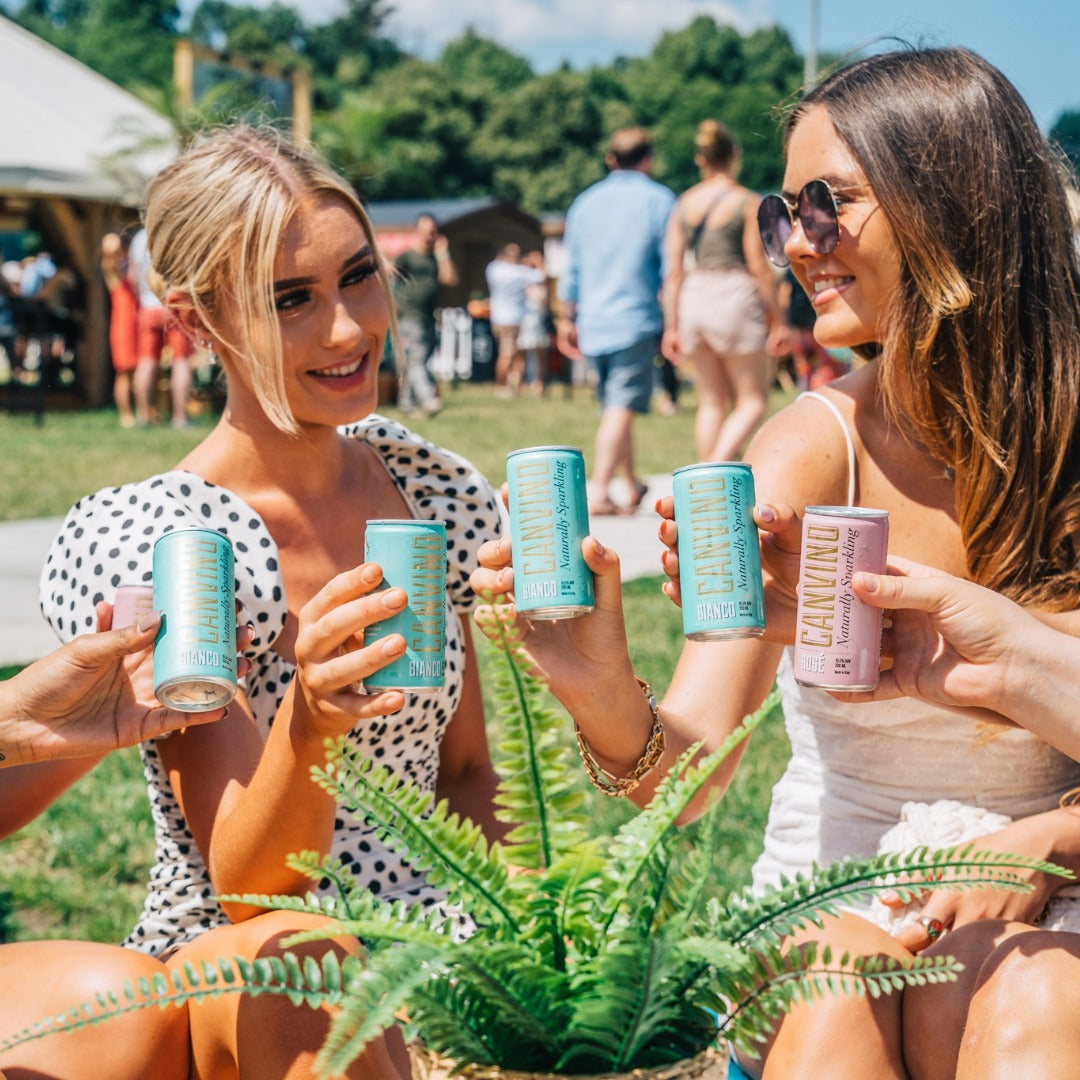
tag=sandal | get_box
[589,498,632,517]
[628,481,649,511]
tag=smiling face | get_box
[782,105,901,350]
[254,193,389,430]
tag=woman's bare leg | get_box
[174,910,409,1080]
[902,919,1036,1080]
[708,351,774,463]
[0,940,190,1080]
[732,912,910,1080]
[688,347,730,461]
[955,929,1080,1079]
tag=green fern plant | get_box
[3,618,1073,1077]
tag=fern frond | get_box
[717,945,962,1054]
[718,843,1071,947]
[313,741,518,933]
[314,941,444,1079]
[558,920,718,1072]
[522,842,609,968]
[424,941,574,1058]
[597,689,778,939]
[282,850,366,919]
[213,889,346,920]
[405,975,509,1068]
[0,952,354,1054]
[483,613,588,870]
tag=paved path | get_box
[0,474,674,668]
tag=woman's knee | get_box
[173,912,379,1080]
[0,941,190,1080]
[903,920,1039,1080]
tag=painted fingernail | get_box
[855,572,879,593]
[137,609,163,632]
[755,503,776,524]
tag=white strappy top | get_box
[751,392,1080,933]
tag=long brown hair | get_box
[790,47,1080,609]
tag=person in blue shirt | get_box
[557,127,675,515]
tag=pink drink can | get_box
[793,506,889,691]
[112,583,155,630]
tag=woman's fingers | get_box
[580,535,622,609]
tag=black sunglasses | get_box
[757,179,840,268]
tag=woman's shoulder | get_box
[343,414,496,504]
[745,379,868,509]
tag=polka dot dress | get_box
[39,415,502,957]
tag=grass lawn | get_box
[0,379,793,944]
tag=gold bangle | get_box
[575,678,665,798]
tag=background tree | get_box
[10,0,182,91]
[2,1,809,211]
[1050,109,1080,183]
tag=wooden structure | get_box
[366,198,543,307]
[0,15,175,409]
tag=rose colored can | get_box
[506,445,594,620]
[112,583,155,630]
[793,506,889,691]
[672,462,765,641]
[152,528,237,712]
[363,520,447,693]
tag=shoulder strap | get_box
[798,391,857,506]
[687,185,737,255]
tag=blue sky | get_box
[325,0,1079,134]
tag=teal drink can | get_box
[152,528,237,712]
[364,520,447,693]
[672,462,765,641]
[507,445,594,620]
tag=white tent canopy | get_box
[0,15,176,204]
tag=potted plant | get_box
[4,619,1070,1078]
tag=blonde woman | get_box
[661,119,783,462]
[38,126,503,1078]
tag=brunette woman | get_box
[475,46,1080,1079]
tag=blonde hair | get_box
[142,125,395,435]
[694,119,737,171]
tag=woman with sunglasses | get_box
[473,45,1080,1078]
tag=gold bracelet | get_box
[575,678,665,798]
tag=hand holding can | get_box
[672,462,765,641]
[793,506,889,690]
[363,520,447,693]
[152,528,238,712]
[506,445,594,620]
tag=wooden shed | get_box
[365,198,543,308]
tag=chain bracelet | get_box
[575,678,665,798]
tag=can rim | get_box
[154,526,229,543]
[507,445,584,458]
[672,461,752,476]
[366,519,447,530]
[804,505,889,519]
